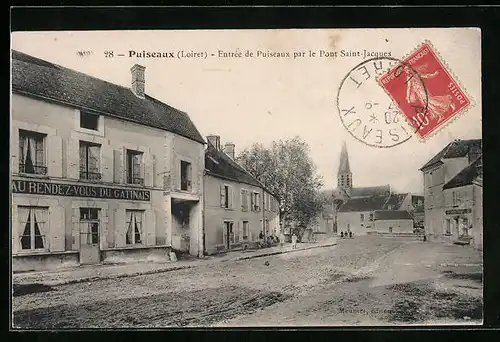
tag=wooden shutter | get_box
[152,154,157,188]
[248,222,252,241]
[113,150,121,183]
[67,138,80,179]
[229,186,233,209]
[50,207,65,252]
[238,221,243,242]
[250,193,255,211]
[100,208,109,249]
[71,208,80,250]
[101,145,113,183]
[220,184,226,208]
[47,135,62,178]
[121,147,128,184]
[144,150,153,187]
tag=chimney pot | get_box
[131,64,146,98]
[206,135,221,150]
[224,142,235,160]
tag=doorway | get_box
[171,200,193,253]
[224,221,234,249]
[79,208,101,265]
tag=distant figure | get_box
[340,231,344,238]
[423,234,427,242]
[349,231,352,238]
[259,231,264,246]
[291,233,298,249]
[279,232,285,247]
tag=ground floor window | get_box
[126,210,144,245]
[18,206,48,250]
[242,221,249,240]
[80,208,100,244]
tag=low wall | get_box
[205,241,259,255]
[101,245,171,264]
[367,231,423,239]
[13,251,79,273]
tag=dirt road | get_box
[12,236,482,328]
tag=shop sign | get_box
[445,208,471,215]
[12,179,151,201]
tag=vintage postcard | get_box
[10,28,482,328]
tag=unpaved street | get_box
[12,236,483,328]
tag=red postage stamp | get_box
[378,41,471,139]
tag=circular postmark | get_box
[336,57,429,148]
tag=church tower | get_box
[337,141,352,197]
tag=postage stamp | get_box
[336,56,426,148]
[378,41,472,140]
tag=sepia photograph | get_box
[10,28,482,328]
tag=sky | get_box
[11,28,481,194]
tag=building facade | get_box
[372,210,414,234]
[336,192,421,236]
[11,51,205,272]
[442,156,483,250]
[419,139,482,245]
[203,136,280,255]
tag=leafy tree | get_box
[236,136,324,239]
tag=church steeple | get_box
[337,141,352,195]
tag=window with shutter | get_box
[228,186,233,209]
[18,206,49,251]
[19,130,47,175]
[125,210,144,245]
[126,150,145,185]
[79,141,102,181]
[242,221,249,240]
[220,184,226,208]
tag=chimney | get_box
[131,64,146,98]
[224,142,235,160]
[206,135,221,150]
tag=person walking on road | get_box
[291,233,298,249]
[279,231,285,247]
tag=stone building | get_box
[442,155,483,250]
[318,141,422,234]
[419,139,482,246]
[203,136,280,254]
[11,50,205,271]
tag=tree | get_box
[236,136,324,239]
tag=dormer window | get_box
[80,112,100,131]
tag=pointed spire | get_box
[338,141,351,175]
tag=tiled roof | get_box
[204,140,263,189]
[383,193,408,210]
[419,139,482,171]
[374,210,413,221]
[443,156,483,190]
[11,50,205,144]
[351,185,391,198]
[338,195,388,213]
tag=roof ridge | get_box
[12,49,205,144]
[13,50,190,118]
